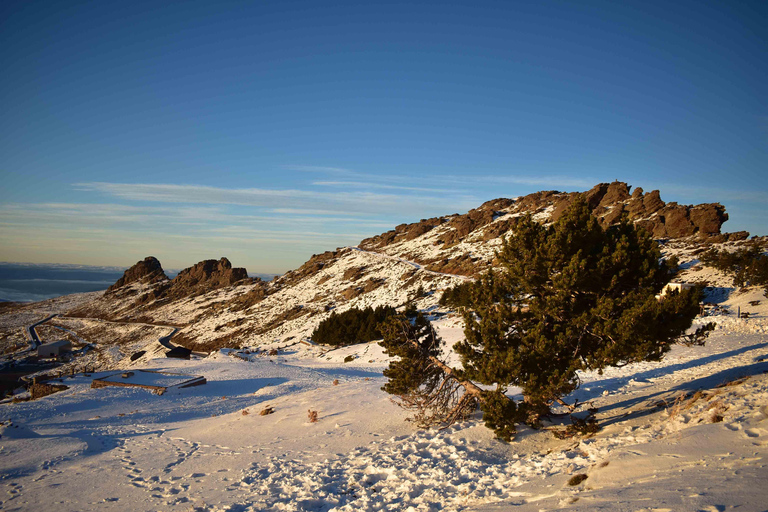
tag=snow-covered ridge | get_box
[41,182,745,352]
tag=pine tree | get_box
[382,195,710,441]
[380,312,480,428]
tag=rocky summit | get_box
[106,256,168,293]
[171,257,249,292]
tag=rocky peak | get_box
[107,256,168,293]
[171,257,249,291]
[580,182,728,238]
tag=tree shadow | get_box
[573,341,768,404]
[596,360,768,428]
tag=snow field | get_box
[3,310,768,511]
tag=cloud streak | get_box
[74,182,478,217]
[311,181,455,193]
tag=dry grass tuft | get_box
[241,409,249,416]
[260,406,274,416]
[307,409,318,423]
[333,379,339,386]
[567,474,588,486]
[706,399,728,423]
[716,377,749,388]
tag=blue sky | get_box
[1,0,765,273]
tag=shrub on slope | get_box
[312,306,398,347]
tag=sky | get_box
[1,0,766,274]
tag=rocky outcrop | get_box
[168,258,249,297]
[581,183,729,238]
[439,199,515,246]
[363,182,731,255]
[107,257,168,293]
[360,218,444,249]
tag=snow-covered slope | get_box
[1,182,766,510]
[1,295,767,511]
[44,181,753,354]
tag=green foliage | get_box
[380,313,443,399]
[477,390,519,442]
[454,196,705,437]
[700,243,768,289]
[312,306,398,346]
[440,281,476,308]
[379,312,480,428]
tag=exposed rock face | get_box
[363,182,730,253]
[107,257,168,293]
[356,181,733,280]
[169,258,249,296]
[580,182,729,238]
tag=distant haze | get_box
[0,262,278,302]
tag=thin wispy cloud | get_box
[74,182,477,217]
[312,181,454,194]
[469,175,595,189]
[285,165,358,176]
[0,202,394,233]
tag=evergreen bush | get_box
[382,196,710,441]
[700,243,768,290]
[312,306,398,346]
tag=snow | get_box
[1,231,767,510]
[2,287,768,511]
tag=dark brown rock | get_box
[171,257,249,292]
[688,204,728,236]
[108,257,168,293]
[597,182,631,208]
[642,190,665,214]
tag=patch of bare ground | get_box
[424,254,483,276]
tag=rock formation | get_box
[362,182,731,252]
[169,257,249,294]
[577,182,729,238]
[107,256,168,293]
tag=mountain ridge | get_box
[65,182,750,355]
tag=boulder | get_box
[166,346,192,359]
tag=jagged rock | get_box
[688,204,729,237]
[439,200,512,246]
[172,257,248,290]
[598,182,632,208]
[107,257,168,293]
[114,256,252,305]
[706,231,750,243]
